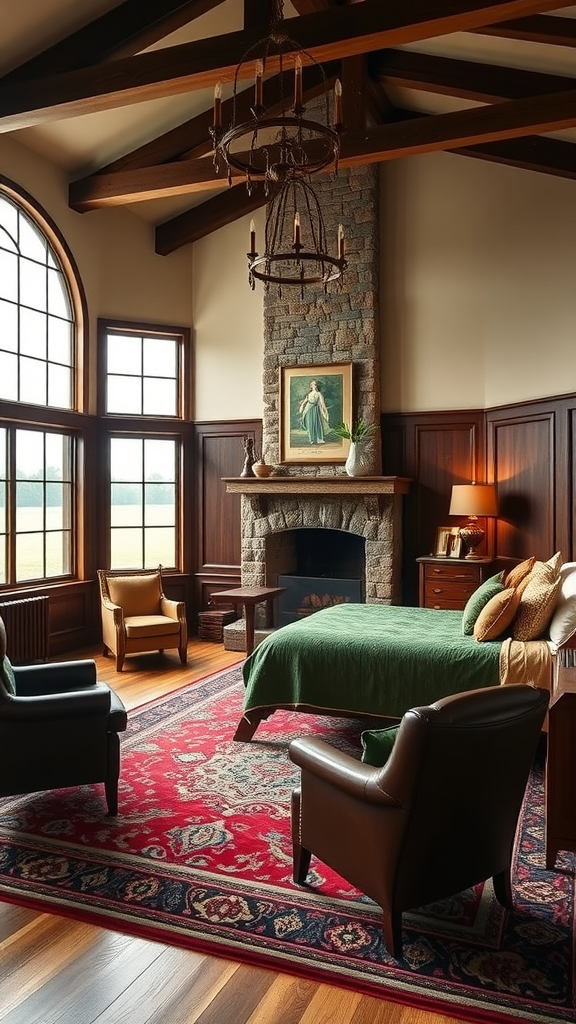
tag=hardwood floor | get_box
[0,639,468,1024]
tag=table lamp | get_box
[449,483,497,560]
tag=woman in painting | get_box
[299,379,329,444]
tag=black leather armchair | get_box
[289,683,549,958]
[0,617,127,814]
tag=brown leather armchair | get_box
[98,567,188,671]
[289,683,549,958]
[0,616,127,815]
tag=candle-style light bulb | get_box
[334,78,343,125]
[338,223,345,259]
[250,219,256,253]
[293,212,301,247]
[255,59,264,108]
[294,55,303,111]
[213,81,222,127]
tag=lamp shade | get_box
[449,484,497,518]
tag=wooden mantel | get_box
[222,476,411,496]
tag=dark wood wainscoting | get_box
[192,419,262,619]
[383,391,576,606]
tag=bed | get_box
[233,602,553,741]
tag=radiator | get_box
[0,596,50,664]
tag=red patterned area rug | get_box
[0,666,574,1024]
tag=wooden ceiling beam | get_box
[470,14,576,46]
[155,185,269,254]
[370,48,575,103]
[69,86,576,210]
[2,0,226,81]
[0,1,572,131]
[100,63,339,172]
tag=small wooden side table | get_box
[210,586,285,656]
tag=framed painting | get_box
[434,526,461,557]
[279,363,353,464]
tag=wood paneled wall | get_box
[192,419,262,614]
[383,391,576,606]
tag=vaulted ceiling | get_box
[3,0,576,254]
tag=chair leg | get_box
[179,645,187,664]
[115,653,124,671]
[492,868,513,909]
[290,788,312,883]
[106,733,120,816]
[382,909,403,958]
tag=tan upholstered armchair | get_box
[289,684,549,958]
[97,567,188,672]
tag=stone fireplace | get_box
[223,163,410,649]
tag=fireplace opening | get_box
[266,528,365,626]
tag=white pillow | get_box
[548,562,576,646]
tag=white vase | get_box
[345,440,371,477]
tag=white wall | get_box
[380,152,576,412]
[192,208,265,422]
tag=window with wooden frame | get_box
[98,319,190,572]
[0,181,87,586]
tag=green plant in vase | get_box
[332,419,377,477]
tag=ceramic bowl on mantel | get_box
[253,462,275,478]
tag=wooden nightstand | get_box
[417,556,499,610]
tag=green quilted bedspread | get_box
[242,603,502,720]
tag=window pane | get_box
[144,439,175,481]
[47,267,70,318]
[111,484,143,525]
[48,317,72,365]
[20,306,47,357]
[0,197,18,242]
[20,357,47,405]
[0,429,5,477]
[16,482,44,531]
[145,483,175,524]
[111,528,143,569]
[46,482,64,528]
[16,429,44,476]
[107,334,142,375]
[145,526,175,568]
[16,531,44,582]
[111,438,142,482]
[48,362,72,409]
[0,351,18,401]
[143,377,177,416]
[0,299,18,351]
[19,215,47,263]
[0,250,17,301]
[107,374,142,415]
[45,432,65,478]
[143,337,176,377]
[20,259,48,312]
[45,530,70,576]
[0,482,5,533]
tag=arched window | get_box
[0,181,85,585]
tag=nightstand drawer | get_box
[424,562,480,583]
[424,581,477,608]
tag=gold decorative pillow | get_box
[504,556,535,590]
[474,587,521,642]
[107,574,161,617]
[512,561,562,642]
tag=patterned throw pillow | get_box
[474,587,521,642]
[0,654,16,695]
[512,559,562,641]
[461,573,505,636]
[504,556,535,590]
[360,725,399,767]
